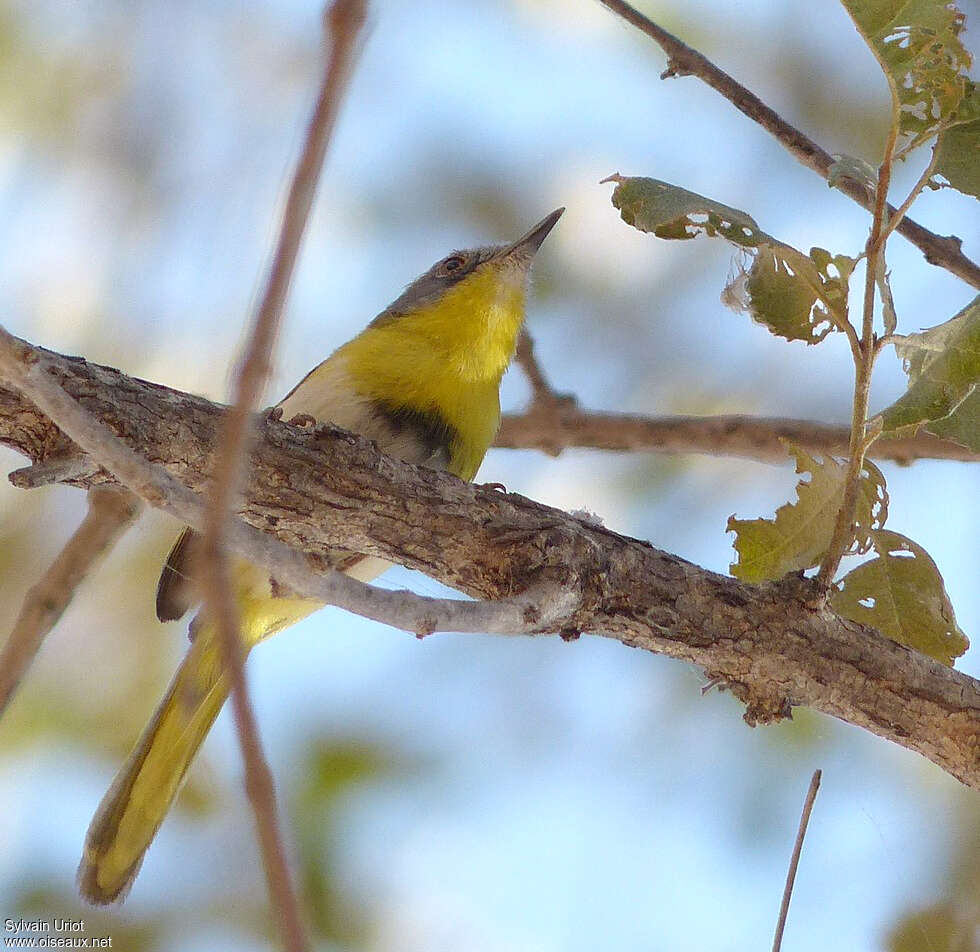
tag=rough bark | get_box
[1,342,978,789]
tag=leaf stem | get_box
[817,124,898,588]
[880,142,941,244]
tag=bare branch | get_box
[495,407,980,464]
[0,331,575,640]
[772,770,822,952]
[1,338,979,791]
[193,2,366,946]
[596,0,980,290]
[9,455,98,489]
[515,330,572,409]
[0,485,141,717]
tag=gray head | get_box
[371,207,564,326]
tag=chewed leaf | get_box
[877,294,980,434]
[832,530,969,665]
[840,0,975,151]
[926,387,980,451]
[935,116,980,199]
[605,174,767,245]
[729,245,855,343]
[727,444,887,582]
[606,176,854,343]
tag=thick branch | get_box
[596,0,980,290]
[1,339,979,790]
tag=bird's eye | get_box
[442,255,466,274]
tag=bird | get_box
[78,206,564,904]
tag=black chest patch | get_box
[369,401,458,464]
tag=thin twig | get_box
[596,0,980,290]
[880,143,941,244]
[772,769,822,952]
[495,409,980,463]
[8,455,98,489]
[515,330,565,407]
[0,485,141,717]
[199,2,365,948]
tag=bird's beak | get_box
[500,207,565,260]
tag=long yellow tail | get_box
[78,627,231,903]
[78,589,320,905]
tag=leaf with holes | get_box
[841,0,975,152]
[728,445,887,582]
[606,175,855,343]
[731,245,856,343]
[878,294,980,436]
[605,174,768,245]
[832,530,968,665]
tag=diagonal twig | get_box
[0,485,141,717]
[596,0,980,290]
[198,2,366,948]
[772,769,823,952]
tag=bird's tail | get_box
[78,584,320,905]
[78,626,232,904]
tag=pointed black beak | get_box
[501,207,565,259]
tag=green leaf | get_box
[606,175,855,343]
[728,445,887,582]
[925,386,980,450]
[935,116,980,199]
[605,173,767,245]
[827,153,878,196]
[734,245,857,343]
[840,0,975,152]
[832,530,968,665]
[877,294,980,434]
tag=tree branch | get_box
[495,406,979,464]
[0,485,141,716]
[0,336,978,791]
[596,0,980,290]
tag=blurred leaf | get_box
[878,294,980,439]
[728,445,887,582]
[606,175,854,343]
[925,387,980,450]
[293,738,416,948]
[828,152,878,195]
[299,737,404,808]
[887,901,976,952]
[832,530,968,665]
[935,114,980,200]
[840,0,975,152]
